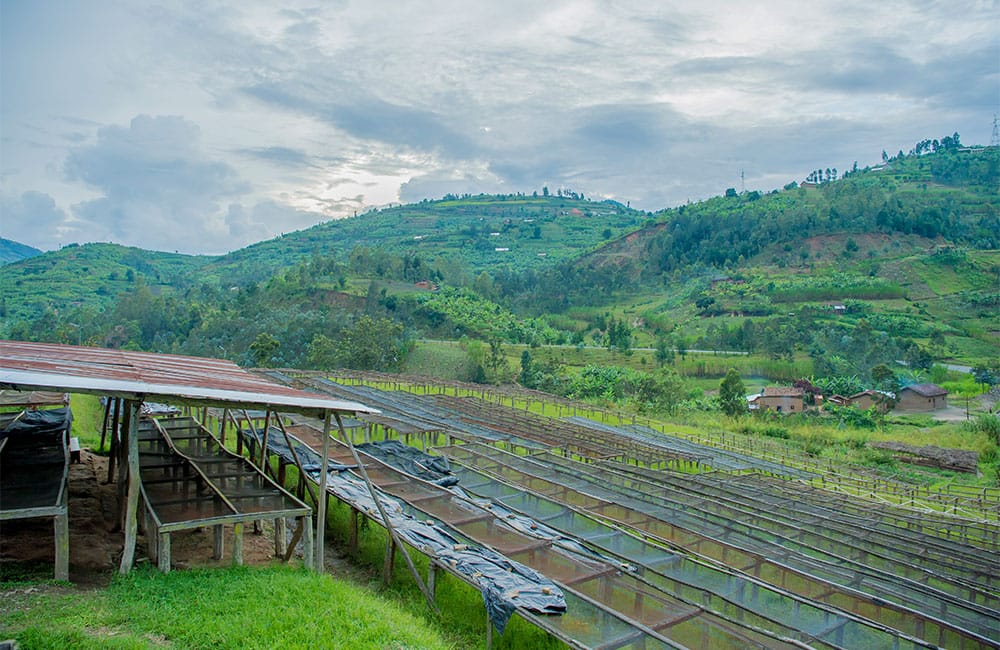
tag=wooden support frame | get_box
[119,399,141,574]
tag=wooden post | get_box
[213,525,225,560]
[158,533,171,573]
[314,411,333,572]
[260,410,272,472]
[220,408,229,445]
[301,516,313,568]
[118,400,141,574]
[383,537,396,585]
[233,522,244,566]
[54,512,69,581]
[274,517,287,558]
[107,398,120,483]
[427,562,437,600]
[349,507,359,554]
[99,397,112,453]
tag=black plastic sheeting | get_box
[241,428,566,632]
[0,407,72,440]
[356,439,457,486]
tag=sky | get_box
[2,1,997,255]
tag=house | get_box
[825,394,849,407]
[847,390,894,412]
[748,386,804,414]
[896,384,948,411]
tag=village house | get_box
[748,386,805,414]
[826,390,894,412]
[896,383,948,411]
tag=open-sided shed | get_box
[0,340,378,577]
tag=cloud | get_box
[0,190,86,249]
[243,81,476,157]
[63,115,248,253]
[225,200,324,242]
[238,146,313,168]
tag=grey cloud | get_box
[244,81,477,157]
[671,56,766,77]
[63,115,249,253]
[239,146,313,168]
[65,115,242,198]
[0,190,89,249]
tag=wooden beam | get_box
[233,522,244,566]
[54,512,69,581]
[314,411,333,572]
[118,399,141,574]
[158,532,171,573]
[213,525,225,560]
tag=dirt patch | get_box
[869,441,980,473]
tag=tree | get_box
[249,332,280,367]
[486,338,510,384]
[870,363,899,394]
[719,368,748,418]
[973,363,1000,393]
[635,369,686,415]
[519,350,538,388]
[655,335,675,366]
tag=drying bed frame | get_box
[137,415,312,572]
[0,407,71,581]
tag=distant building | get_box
[827,390,894,412]
[748,386,804,414]
[896,384,948,411]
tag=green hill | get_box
[199,193,649,285]
[0,238,42,265]
[0,242,211,324]
[1,142,997,373]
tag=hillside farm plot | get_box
[277,376,1000,649]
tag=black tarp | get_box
[0,407,72,441]
[356,439,457,486]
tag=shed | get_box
[897,383,948,411]
[748,386,805,414]
[0,340,378,578]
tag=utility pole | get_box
[991,114,999,148]
[740,168,745,194]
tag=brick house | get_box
[896,383,948,411]
[748,386,805,414]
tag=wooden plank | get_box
[119,400,141,574]
[275,516,287,558]
[232,522,244,566]
[54,512,69,581]
[314,411,333,572]
[213,524,225,560]
[158,532,171,573]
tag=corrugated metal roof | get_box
[0,340,378,416]
[901,383,948,397]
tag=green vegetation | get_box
[2,565,456,649]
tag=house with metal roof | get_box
[896,383,948,411]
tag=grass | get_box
[1,565,458,649]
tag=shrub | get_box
[966,413,1000,445]
[760,426,791,439]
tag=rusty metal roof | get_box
[0,340,377,417]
